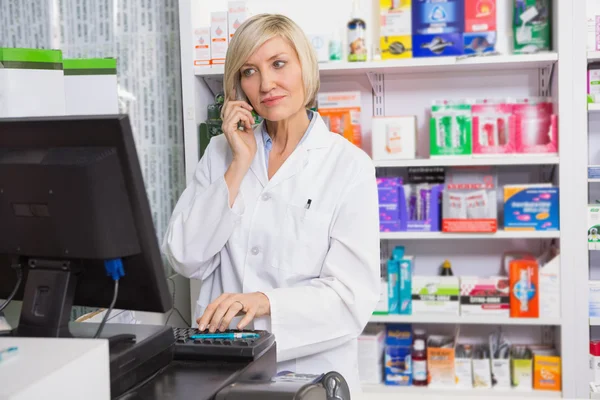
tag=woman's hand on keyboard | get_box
[197,292,271,332]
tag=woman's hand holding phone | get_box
[222,90,257,206]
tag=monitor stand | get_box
[16,258,78,338]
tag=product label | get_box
[413,360,427,381]
[348,27,367,61]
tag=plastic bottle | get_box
[329,29,343,62]
[347,0,367,62]
[440,259,454,276]
[412,330,428,386]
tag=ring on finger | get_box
[234,300,244,311]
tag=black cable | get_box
[164,276,191,327]
[94,279,119,338]
[0,264,22,314]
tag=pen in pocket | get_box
[305,199,312,210]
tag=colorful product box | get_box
[317,91,362,148]
[385,324,413,386]
[388,258,400,314]
[513,0,551,54]
[465,0,496,32]
[504,185,559,231]
[442,167,498,233]
[399,257,413,315]
[413,33,463,57]
[210,12,228,65]
[380,36,413,59]
[377,177,402,232]
[533,351,561,391]
[228,1,249,40]
[472,100,515,155]
[380,0,413,59]
[464,31,496,55]
[193,27,211,66]
[509,259,539,318]
[412,276,460,315]
[427,339,456,388]
[589,205,600,251]
[460,276,509,316]
[412,0,465,34]
[510,98,557,154]
[430,102,472,156]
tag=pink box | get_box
[510,99,558,154]
[472,100,516,155]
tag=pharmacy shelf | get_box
[194,53,558,78]
[589,104,600,112]
[589,51,600,62]
[359,384,562,399]
[589,178,600,183]
[369,314,561,326]
[379,230,560,240]
[373,156,559,168]
[590,317,600,326]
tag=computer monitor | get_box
[0,115,172,337]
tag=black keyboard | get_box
[172,327,274,362]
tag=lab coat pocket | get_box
[274,204,332,277]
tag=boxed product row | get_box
[358,324,561,391]
[375,246,560,319]
[378,167,560,233]
[371,98,558,162]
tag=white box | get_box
[193,27,211,66]
[0,337,110,400]
[412,276,460,315]
[0,48,66,118]
[538,250,560,319]
[228,2,249,41]
[455,357,473,388]
[472,358,492,389]
[358,326,385,384]
[371,116,416,161]
[63,58,119,115]
[491,358,511,389]
[211,12,228,65]
[308,34,331,63]
[373,278,389,314]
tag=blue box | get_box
[504,185,559,231]
[464,31,496,55]
[399,257,412,315]
[385,324,413,386]
[413,33,464,57]
[387,259,400,314]
[412,0,465,34]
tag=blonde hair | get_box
[223,14,319,110]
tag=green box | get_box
[513,0,551,54]
[429,103,472,157]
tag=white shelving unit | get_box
[178,0,586,397]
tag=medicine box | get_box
[193,27,211,66]
[412,33,464,57]
[388,259,400,314]
[380,0,412,59]
[399,257,413,315]
[371,116,417,161]
[459,276,509,317]
[533,350,561,391]
[63,58,119,116]
[412,276,460,315]
[385,324,413,386]
[374,278,389,314]
[430,102,472,157]
[412,0,465,34]
[590,281,600,318]
[317,91,362,148]
[464,31,496,55]
[513,0,551,54]
[228,1,249,40]
[0,48,66,118]
[465,0,496,32]
[210,12,228,65]
[504,185,559,231]
[588,205,600,250]
[377,177,402,232]
[427,337,456,388]
[358,326,386,384]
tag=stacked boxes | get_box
[412,0,464,57]
[380,0,413,59]
[464,0,497,54]
[385,324,413,385]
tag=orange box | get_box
[427,346,455,387]
[317,91,362,148]
[509,259,539,318]
[533,353,561,391]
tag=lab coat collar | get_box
[249,112,333,188]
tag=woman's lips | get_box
[261,96,285,107]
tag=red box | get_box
[465,0,496,32]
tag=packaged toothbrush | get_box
[430,100,472,157]
[472,99,515,156]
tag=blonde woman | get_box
[162,14,379,392]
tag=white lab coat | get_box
[162,113,380,393]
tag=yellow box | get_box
[533,354,561,391]
[380,0,411,13]
[381,36,412,59]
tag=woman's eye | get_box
[242,68,255,77]
[273,60,286,69]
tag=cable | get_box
[0,263,22,314]
[93,279,119,338]
[93,258,125,339]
